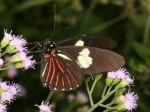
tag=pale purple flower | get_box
[124,75,134,85]
[120,92,138,111]
[83,105,89,112]
[1,91,13,103]
[0,104,7,112]
[5,56,18,79]
[35,101,51,112]
[4,29,13,41]
[7,83,20,96]
[7,68,18,79]
[22,55,36,70]
[17,52,36,70]
[0,58,3,66]
[77,92,88,103]
[68,94,75,100]
[107,71,117,79]
[0,81,20,103]
[0,82,9,91]
[9,35,27,52]
[115,68,127,79]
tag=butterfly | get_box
[38,36,125,91]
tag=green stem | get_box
[44,91,54,104]
[88,88,117,112]
[0,51,7,57]
[106,85,113,95]
[102,85,108,98]
[85,81,94,106]
[103,107,116,112]
[90,79,98,93]
[0,66,16,71]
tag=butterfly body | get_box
[39,36,125,91]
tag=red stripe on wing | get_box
[50,58,56,84]
[46,57,52,82]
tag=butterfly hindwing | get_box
[58,46,125,74]
[40,53,82,91]
[57,36,114,49]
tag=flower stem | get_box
[0,66,16,71]
[44,91,54,104]
[0,51,7,57]
[85,81,94,106]
[88,87,118,112]
[102,85,108,98]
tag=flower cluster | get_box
[106,68,133,87]
[0,80,20,112]
[0,29,36,71]
[106,68,138,111]
[118,92,138,111]
[35,101,51,112]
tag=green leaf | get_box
[133,42,150,64]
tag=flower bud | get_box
[95,74,102,81]
[116,80,130,89]
[84,75,91,82]
[116,104,125,111]
[0,37,9,49]
[10,54,22,62]
[115,88,126,98]
[106,77,113,86]
[112,78,120,85]
[14,62,23,68]
[6,45,16,54]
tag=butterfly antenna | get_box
[50,4,56,39]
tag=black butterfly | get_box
[38,36,125,91]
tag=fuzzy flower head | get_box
[1,30,13,48]
[0,81,9,92]
[4,29,13,41]
[10,51,36,70]
[35,101,51,112]
[0,104,7,112]
[6,35,27,54]
[77,92,88,103]
[0,80,20,104]
[107,68,134,87]
[115,68,128,79]
[0,58,3,66]
[117,92,138,111]
[9,35,27,52]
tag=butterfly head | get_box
[43,38,57,54]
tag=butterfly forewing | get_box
[57,36,114,49]
[58,46,125,74]
[40,53,82,91]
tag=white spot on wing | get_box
[62,88,65,91]
[77,48,93,68]
[57,53,71,60]
[75,39,84,46]
[42,62,48,77]
[54,88,57,90]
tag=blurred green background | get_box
[0,0,150,112]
